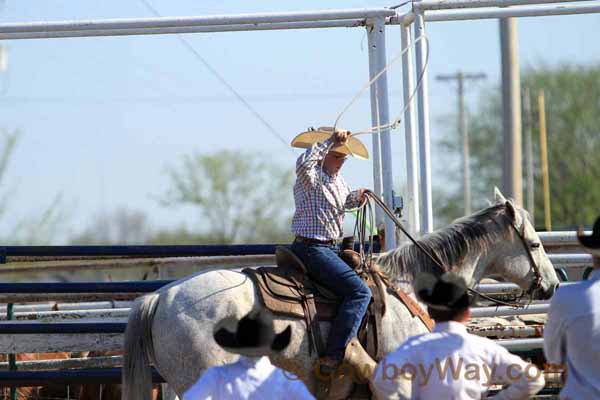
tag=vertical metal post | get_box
[7,303,17,400]
[366,17,396,250]
[523,87,535,222]
[367,28,384,232]
[500,18,523,205]
[413,11,434,233]
[400,24,420,237]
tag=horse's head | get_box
[486,188,559,300]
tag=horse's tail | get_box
[122,292,161,400]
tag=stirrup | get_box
[343,337,377,383]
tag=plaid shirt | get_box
[292,138,361,241]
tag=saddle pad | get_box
[243,266,340,321]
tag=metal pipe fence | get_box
[414,0,595,11]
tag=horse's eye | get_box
[531,243,541,249]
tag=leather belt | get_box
[294,236,341,246]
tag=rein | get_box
[361,190,542,309]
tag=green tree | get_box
[70,209,228,245]
[70,208,151,245]
[162,150,294,243]
[437,64,600,229]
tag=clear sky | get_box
[1,1,598,243]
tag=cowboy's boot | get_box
[326,373,354,400]
[314,356,354,400]
[343,337,377,383]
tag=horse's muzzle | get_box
[540,283,559,300]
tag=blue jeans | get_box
[291,241,372,360]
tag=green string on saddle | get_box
[350,209,377,235]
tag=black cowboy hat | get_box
[577,216,600,253]
[414,272,470,311]
[213,310,292,356]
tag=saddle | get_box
[243,246,431,361]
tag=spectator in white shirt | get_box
[183,310,314,400]
[370,272,545,400]
[543,218,600,399]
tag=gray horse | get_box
[122,190,559,399]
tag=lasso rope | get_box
[297,33,431,216]
[333,34,430,138]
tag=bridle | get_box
[509,222,544,298]
[360,190,544,308]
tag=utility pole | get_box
[436,71,486,215]
[500,18,523,205]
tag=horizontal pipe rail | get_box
[0,355,122,371]
[474,281,575,294]
[0,322,126,334]
[550,253,592,266]
[0,292,148,303]
[0,281,170,293]
[415,0,594,11]
[0,333,123,353]
[0,255,274,275]
[496,338,543,351]
[0,280,171,302]
[538,230,590,247]
[0,20,366,41]
[471,303,549,317]
[0,301,132,313]
[0,9,395,34]
[0,368,164,387]
[424,1,600,21]
[0,244,281,259]
[2,308,129,322]
[469,324,544,338]
[0,243,376,263]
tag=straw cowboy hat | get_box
[414,272,471,311]
[291,126,370,160]
[577,216,600,256]
[213,310,292,357]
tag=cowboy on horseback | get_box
[289,126,371,373]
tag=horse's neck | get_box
[414,239,481,285]
[385,235,482,289]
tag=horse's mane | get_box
[377,203,515,282]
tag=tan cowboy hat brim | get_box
[291,127,369,160]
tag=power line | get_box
[138,0,293,154]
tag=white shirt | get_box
[544,269,600,399]
[183,356,314,400]
[370,321,545,400]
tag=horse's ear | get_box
[505,200,523,227]
[494,187,506,204]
